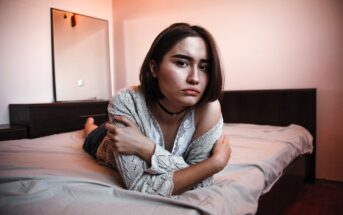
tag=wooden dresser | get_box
[0,124,28,140]
[9,101,108,138]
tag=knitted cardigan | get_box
[96,86,223,197]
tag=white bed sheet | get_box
[0,123,313,215]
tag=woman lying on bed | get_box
[83,23,231,197]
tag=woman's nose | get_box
[187,65,200,85]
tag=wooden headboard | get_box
[220,88,316,182]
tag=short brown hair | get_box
[139,23,223,106]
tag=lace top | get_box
[96,86,223,197]
[148,107,195,157]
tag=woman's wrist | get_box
[208,155,226,173]
[138,139,155,164]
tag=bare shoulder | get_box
[193,100,222,140]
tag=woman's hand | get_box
[172,135,231,195]
[209,135,231,172]
[105,115,155,163]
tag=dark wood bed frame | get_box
[220,88,316,215]
[9,88,316,215]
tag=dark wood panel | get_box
[220,89,316,135]
[256,156,307,215]
[219,88,316,215]
[9,101,108,138]
[220,88,316,183]
[0,124,28,140]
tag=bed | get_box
[0,88,316,215]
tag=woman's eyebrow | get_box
[171,54,192,61]
[171,54,209,62]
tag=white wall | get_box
[112,0,343,181]
[0,0,114,122]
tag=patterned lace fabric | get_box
[148,106,195,157]
[96,86,223,197]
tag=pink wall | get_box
[0,0,114,124]
[112,0,343,181]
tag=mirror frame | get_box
[50,8,111,102]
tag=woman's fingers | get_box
[113,115,138,129]
[212,135,231,168]
[105,117,139,143]
[215,135,227,147]
[105,123,118,143]
[221,135,231,153]
[105,123,116,133]
[219,135,226,144]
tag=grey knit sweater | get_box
[96,86,223,197]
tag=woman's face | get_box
[152,36,209,109]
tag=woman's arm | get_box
[106,100,223,164]
[106,122,230,196]
[185,100,224,165]
[106,101,230,195]
[108,118,231,195]
[193,100,222,141]
[172,100,231,194]
[105,89,230,196]
[105,116,155,165]
[172,135,230,195]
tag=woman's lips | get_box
[182,88,200,96]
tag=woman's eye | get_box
[175,60,188,67]
[199,64,209,72]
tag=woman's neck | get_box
[150,100,187,123]
[157,101,187,116]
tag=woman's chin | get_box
[181,98,200,107]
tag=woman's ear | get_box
[149,60,158,78]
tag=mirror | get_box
[51,8,111,101]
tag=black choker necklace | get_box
[157,101,187,116]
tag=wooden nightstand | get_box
[0,124,28,141]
